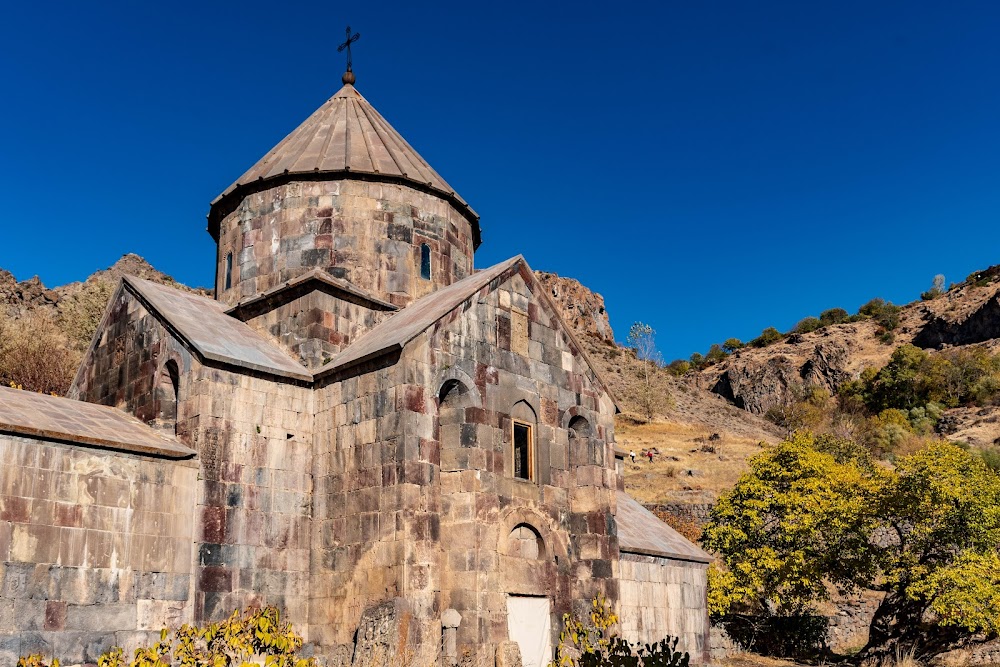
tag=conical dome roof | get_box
[209,83,479,245]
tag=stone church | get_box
[0,67,710,666]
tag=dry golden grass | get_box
[618,418,769,505]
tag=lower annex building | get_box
[0,66,711,667]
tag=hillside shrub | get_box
[553,594,689,667]
[920,275,946,301]
[819,308,849,327]
[793,317,821,334]
[750,327,784,348]
[705,344,727,365]
[839,345,1000,414]
[666,360,691,376]
[858,298,902,332]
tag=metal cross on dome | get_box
[338,26,361,74]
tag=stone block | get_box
[495,640,523,667]
[66,601,136,633]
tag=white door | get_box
[506,596,552,667]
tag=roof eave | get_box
[206,171,481,249]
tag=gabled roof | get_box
[0,386,195,459]
[315,256,619,409]
[124,277,311,382]
[616,491,713,563]
[316,257,522,376]
[208,83,480,246]
[225,268,397,321]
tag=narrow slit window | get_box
[513,421,533,481]
[224,252,233,290]
[420,243,432,280]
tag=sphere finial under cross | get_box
[338,26,360,85]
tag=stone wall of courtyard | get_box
[0,435,198,664]
[618,553,709,664]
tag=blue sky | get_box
[1,0,998,360]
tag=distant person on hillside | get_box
[629,450,636,463]
[647,450,654,463]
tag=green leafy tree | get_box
[722,338,745,354]
[704,434,1000,655]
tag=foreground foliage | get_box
[553,595,689,667]
[703,432,1000,655]
[19,606,316,667]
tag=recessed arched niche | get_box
[439,379,472,471]
[153,360,180,434]
[508,523,544,560]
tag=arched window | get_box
[154,360,180,434]
[224,252,233,290]
[511,401,537,481]
[420,244,432,280]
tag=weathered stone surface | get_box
[533,272,614,345]
[495,640,523,667]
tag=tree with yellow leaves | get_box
[703,432,1000,657]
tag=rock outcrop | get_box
[534,271,615,344]
[913,294,1000,348]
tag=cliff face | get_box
[534,271,615,344]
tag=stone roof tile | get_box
[316,256,523,376]
[0,386,195,458]
[124,277,311,381]
[616,491,713,563]
[209,84,479,245]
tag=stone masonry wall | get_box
[418,262,620,663]
[310,359,412,660]
[244,290,394,369]
[184,372,314,630]
[70,286,196,436]
[0,435,198,665]
[216,180,475,308]
[618,554,709,664]
[69,286,317,634]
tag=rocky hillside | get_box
[693,266,1000,448]
[1,253,204,319]
[0,255,208,393]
